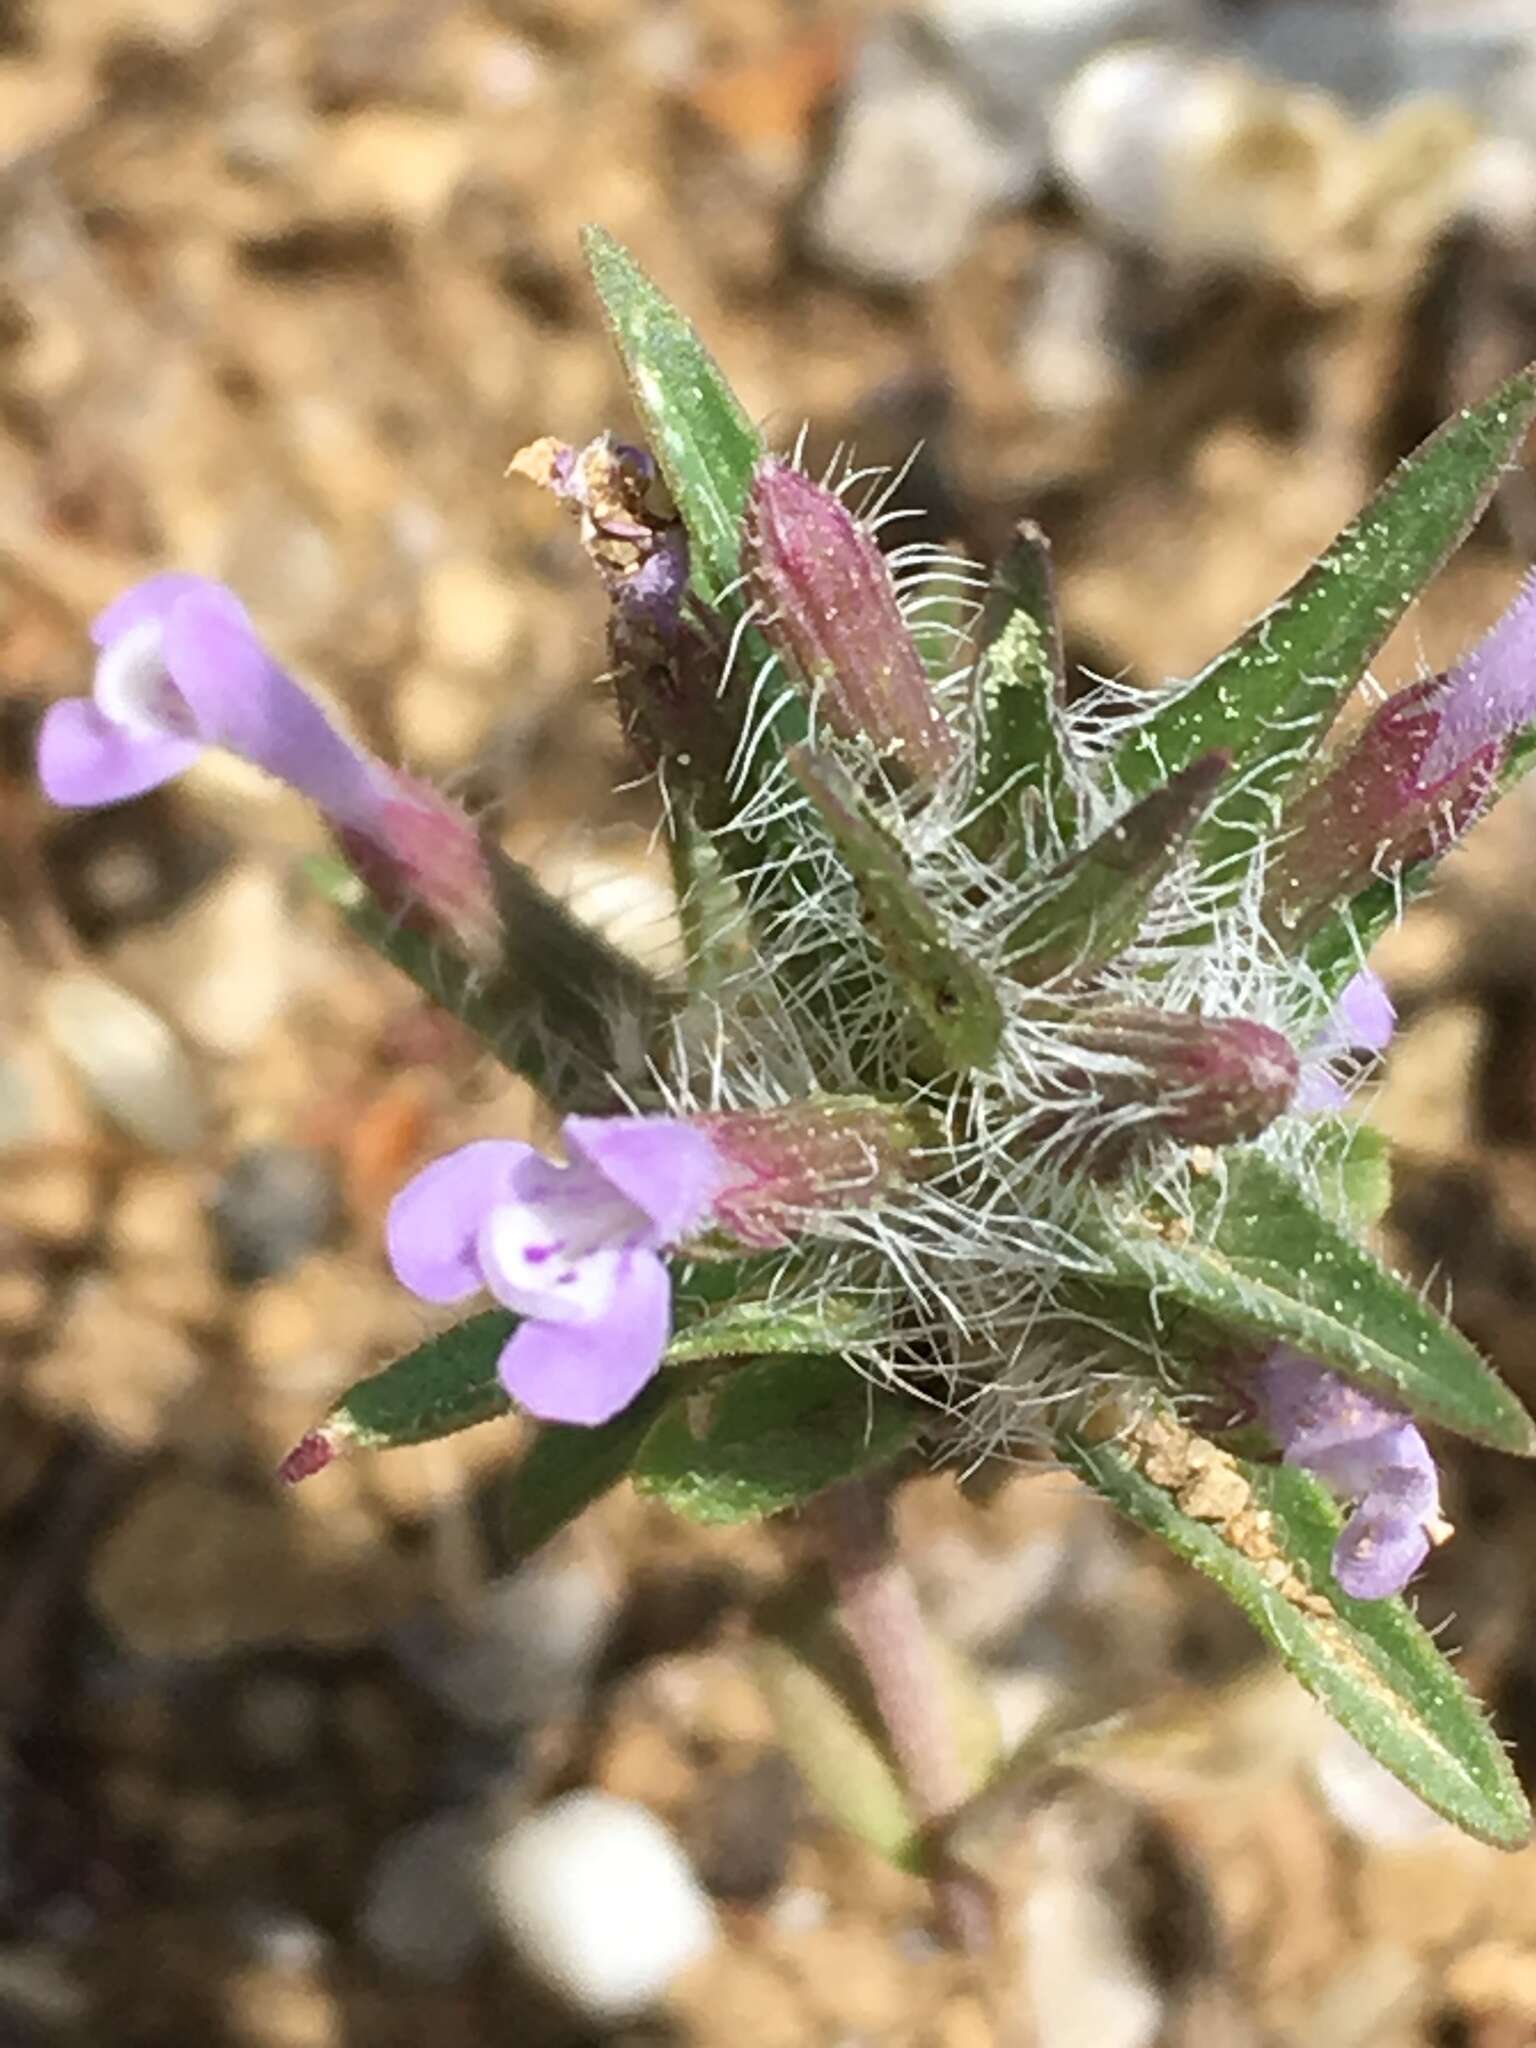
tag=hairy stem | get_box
[812,1476,992,1950]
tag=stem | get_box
[812,1476,993,1950]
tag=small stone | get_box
[110,867,320,1060]
[0,1266,48,1339]
[90,1471,408,1656]
[361,1809,489,1981]
[690,1752,801,1904]
[39,971,206,1153]
[418,556,525,674]
[30,1288,201,1452]
[210,1147,340,1286]
[482,1791,716,2021]
[392,1558,615,1733]
[804,21,1018,286]
[0,1159,100,1247]
[392,662,495,777]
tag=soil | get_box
[6,4,1536,2044]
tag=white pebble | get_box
[482,1792,716,2020]
[39,972,205,1153]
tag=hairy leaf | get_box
[1062,1405,1530,1847]
[1091,1149,1536,1453]
[789,745,1004,1069]
[1116,366,1536,887]
[635,1353,920,1522]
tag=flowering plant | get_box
[42,234,1536,1905]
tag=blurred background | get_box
[6,0,1536,2041]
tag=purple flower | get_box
[386,1116,725,1426]
[41,573,500,958]
[1294,967,1397,1112]
[1259,1349,1448,1598]
[39,574,386,823]
[1420,567,1536,783]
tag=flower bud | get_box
[1266,679,1499,941]
[1071,1008,1300,1147]
[743,459,957,783]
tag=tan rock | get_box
[0,1158,101,1247]
[90,1469,411,1656]
[418,556,525,675]
[29,1286,202,1452]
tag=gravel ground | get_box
[8,3,1536,2042]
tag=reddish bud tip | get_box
[744,459,958,783]
[278,1429,338,1485]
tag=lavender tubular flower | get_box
[1259,1349,1447,1598]
[38,572,498,958]
[386,1117,725,1426]
[40,574,385,823]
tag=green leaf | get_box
[668,1289,882,1363]
[583,226,761,613]
[320,1309,517,1453]
[1307,1114,1393,1229]
[582,231,828,956]
[1005,753,1229,982]
[1060,1406,1531,1848]
[634,1353,920,1523]
[1116,365,1536,882]
[493,1376,683,1568]
[966,521,1073,849]
[306,853,672,1109]
[1090,1149,1536,1453]
[788,745,1004,1069]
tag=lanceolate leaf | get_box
[789,745,1004,1070]
[1061,1405,1531,1848]
[314,1308,517,1455]
[967,521,1074,851]
[1091,1149,1536,1454]
[634,1353,920,1523]
[307,854,671,1110]
[583,227,760,612]
[1115,366,1536,884]
[494,1376,684,1568]
[1005,753,1229,982]
[581,232,825,944]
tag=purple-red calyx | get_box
[743,458,958,784]
[386,1115,725,1426]
[38,573,497,958]
[1259,1348,1448,1598]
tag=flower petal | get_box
[494,1250,671,1424]
[386,1140,534,1303]
[161,586,386,827]
[1333,1504,1432,1600]
[1420,566,1536,783]
[563,1115,724,1244]
[37,697,202,807]
[90,572,225,650]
